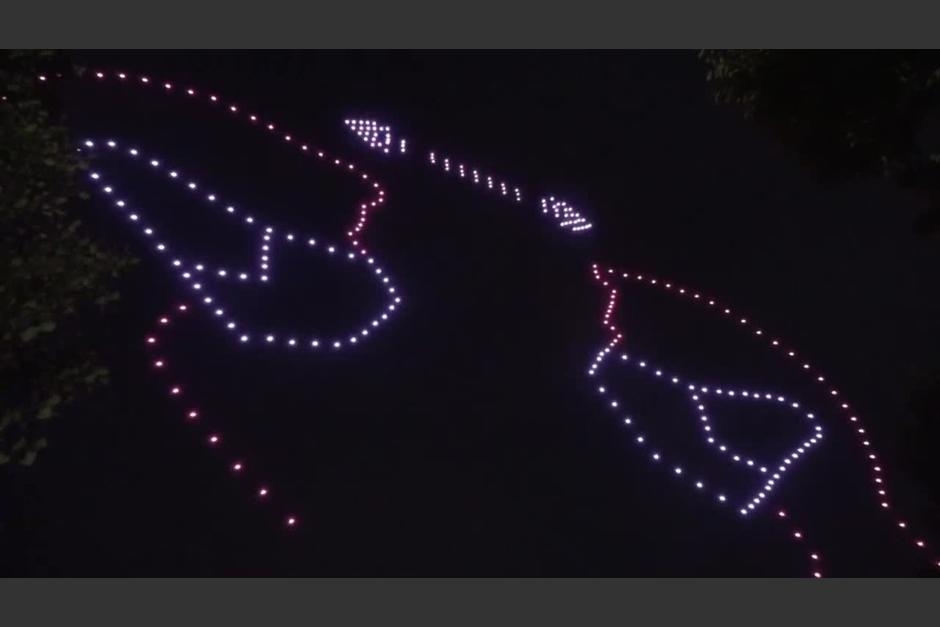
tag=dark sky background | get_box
[3,51,940,576]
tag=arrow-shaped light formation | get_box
[540,197,593,233]
[344,118,404,154]
[342,118,593,234]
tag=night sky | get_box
[3,51,940,576]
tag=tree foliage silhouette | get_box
[702,50,940,233]
[0,51,135,466]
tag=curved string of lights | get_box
[589,263,940,575]
[37,69,405,529]
[343,118,593,233]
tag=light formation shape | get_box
[593,350,825,515]
[80,138,402,351]
[38,69,405,529]
[343,118,593,233]
[589,263,940,575]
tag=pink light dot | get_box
[916,540,926,548]
[286,516,297,526]
[793,531,803,539]
[232,462,243,472]
[154,360,164,368]
[258,487,268,497]
[146,337,156,344]
[178,304,188,311]
[187,410,198,419]
[810,553,819,560]
[208,434,220,445]
[170,386,181,395]
[813,572,822,579]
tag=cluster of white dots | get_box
[589,263,940,575]
[343,118,601,235]
[539,197,593,233]
[81,139,402,351]
[145,304,298,529]
[343,119,405,154]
